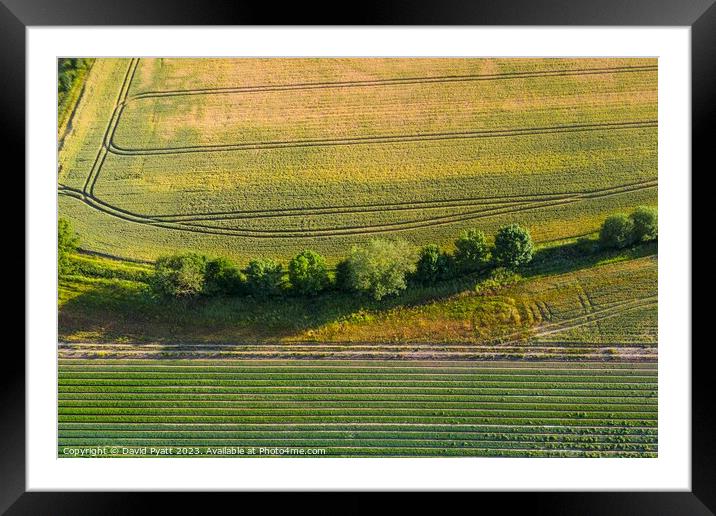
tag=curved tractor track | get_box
[127,64,658,100]
[107,120,657,156]
[59,59,658,239]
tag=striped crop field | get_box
[58,359,657,458]
[58,57,657,262]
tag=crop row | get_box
[58,437,657,451]
[58,400,656,412]
[57,445,656,458]
[60,431,655,441]
[59,418,656,430]
[58,384,657,395]
[58,403,656,414]
[59,414,656,424]
[58,429,656,440]
[59,387,657,397]
[58,393,656,403]
[58,422,657,433]
[58,371,656,381]
[57,363,657,374]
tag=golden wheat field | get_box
[58,58,657,262]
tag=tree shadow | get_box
[58,270,486,344]
[525,240,657,278]
[58,241,657,345]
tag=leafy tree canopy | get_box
[344,239,417,301]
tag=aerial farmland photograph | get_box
[57,57,658,458]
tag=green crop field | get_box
[58,57,657,263]
[58,359,657,458]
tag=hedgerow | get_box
[66,210,655,300]
[58,218,79,276]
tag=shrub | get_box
[453,229,490,273]
[474,267,521,295]
[58,218,79,276]
[630,206,658,242]
[575,236,599,254]
[414,244,452,284]
[58,58,92,94]
[151,253,207,298]
[494,223,534,268]
[344,239,417,300]
[204,257,244,295]
[70,256,152,283]
[599,214,634,249]
[243,258,284,297]
[289,250,329,296]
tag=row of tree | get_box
[150,223,535,301]
[413,224,534,287]
[58,206,657,302]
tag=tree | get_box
[204,257,244,295]
[414,244,452,284]
[494,223,534,268]
[58,58,91,94]
[599,214,634,249]
[344,239,417,300]
[288,250,329,296]
[630,206,658,242]
[334,259,352,292]
[58,218,79,275]
[243,258,284,297]
[151,253,207,298]
[453,229,490,273]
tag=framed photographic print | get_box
[5,0,713,512]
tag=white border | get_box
[27,27,691,491]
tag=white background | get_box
[27,27,691,491]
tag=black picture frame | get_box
[4,0,711,513]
